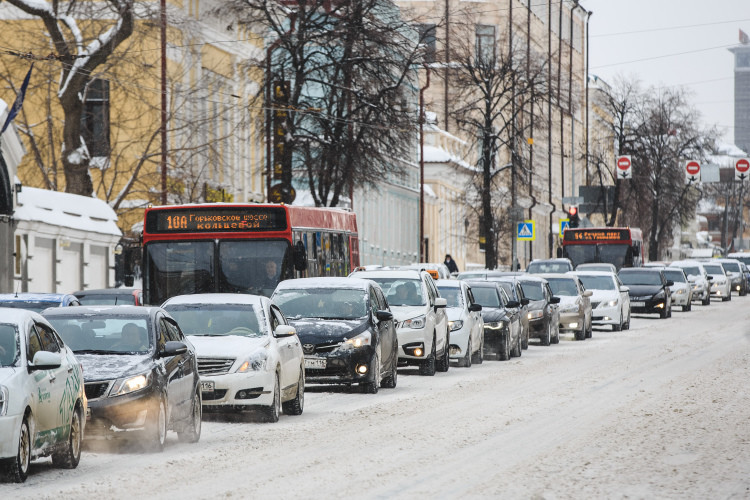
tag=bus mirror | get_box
[294,241,308,271]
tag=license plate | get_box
[201,380,215,394]
[631,301,645,307]
[305,357,326,369]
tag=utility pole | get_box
[160,0,167,205]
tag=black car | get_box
[272,277,398,393]
[491,277,531,349]
[42,306,202,451]
[617,268,674,319]
[516,276,561,346]
[465,281,522,361]
[73,288,143,306]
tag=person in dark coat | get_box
[443,254,459,274]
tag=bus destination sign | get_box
[563,229,630,242]
[146,206,288,234]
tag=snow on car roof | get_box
[568,270,616,276]
[162,293,266,306]
[0,293,73,301]
[349,269,423,279]
[0,306,47,324]
[42,305,160,316]
[275,277,374,290]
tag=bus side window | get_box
[342,233,349,276]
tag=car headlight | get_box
[653,291,665,300]
[112,373,151,396]
[238,349,268,372]
[527,310,544,320]
[402,315,426,329]
[0,385,8,416]
[449,320,464,331]
[484,321,506,330]
[340,331,373,349]
[604,299,618,307]
[675,288,686,295]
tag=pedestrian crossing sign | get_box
[517,220,535,241]
[560,219,570,235]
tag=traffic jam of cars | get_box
[1,256,748,482]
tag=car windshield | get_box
[164,304,264,337]
[679,266,701,277]
[663,270,686,283]
[546,278,579,296]
[618,272,663,286]
[472,287,502,308]
[577,264,614,272]
[77,294,136,306]
[436,286,462,308]
[0,301,59,313]
[47,316,152,354]
[703,264,724,275]
[274,288,368,320]
[0,324,20,367]
[363,278,426,307]
[721,262,741,273]
[519,282,545,300]
[527,261,571,273]
[577,275,616,291]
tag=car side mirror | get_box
[294,240,308,271]
[665,280,674,287]
[159,341,187,358]
[583,290,593,297]
[706,275,713,281]
[521,298,530,306]
[506,300,520,308]
[274,325,297,338]
[469,303,482,312]
[434,297,447,310]
[375,310,393,322]
[550,296,561,304]
[619,286,630,292]
[29,351,62,371]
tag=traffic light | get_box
[568,206,580,228]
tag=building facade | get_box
[730,41,750,155]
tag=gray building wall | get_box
[731,44,750,154]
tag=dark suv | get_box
[516,276,560,346]
[466,281,522,361]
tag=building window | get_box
[475,25,496,66]
[417,24,437,64]
[738,52,750,68]
[81,79,110,157]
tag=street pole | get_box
[419,66,430,263]
[160,0,167,205]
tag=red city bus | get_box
[141,203,359,305]
[561,227,644,270]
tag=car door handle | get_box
[67,366,74,373]
[48,373,56,382]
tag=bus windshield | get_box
[144,239,293,304]
[564,243,631,270]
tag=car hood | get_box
[188,335,269,357]
[526,299,546,312]
[76,354,153,382]
[556,296,580,306]
[589,290,619,302]
[288,318,369,344]
[388,305,428,322]
[626,284,664,296]
[445,307,465,321]
[480,307,508,322]
[0,367,20,385]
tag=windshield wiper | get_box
[73,349,139,355]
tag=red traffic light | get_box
[569,206,578,216]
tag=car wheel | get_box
[702,294,710,305]
[418,336,437,376]
[283,367,305,414]
[613,311,622,332]
[471,335,484,364]
[460,338,472,368]
[623,311,631,330]
[381,344,398,389]
[7,415,31,482]
[145,397,167,452]
[362,351,380,394]
[723,293,731,302]
[511,329,522,357]
[178,389,202,443]
[436,332,450,372]
[499,332,510,361]
[552,323,560,344]
[659,306,668,319]
[521,324,529,350]
[261,373,281,422]
[540,320,551,346]
[682,302,691,312]
[52,405,83,468]
[575,323,586,341]
[585,319,592,338]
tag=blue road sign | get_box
[517,221,535,241]
[560,219,570,235]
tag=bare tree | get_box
[447,19,549,269]
[215,0,424,207]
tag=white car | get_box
[661,267,693,311]
[0,308,86,482]
[701,262,732,302]
[670,260,712,306]
[349,269,449,375]
[436,280,484,367]
[162,294,304,423]
[570,271,630,331]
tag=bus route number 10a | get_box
[167,215,189,230]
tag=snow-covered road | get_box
[4,297,750,499]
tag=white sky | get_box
[580,0,750,145]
